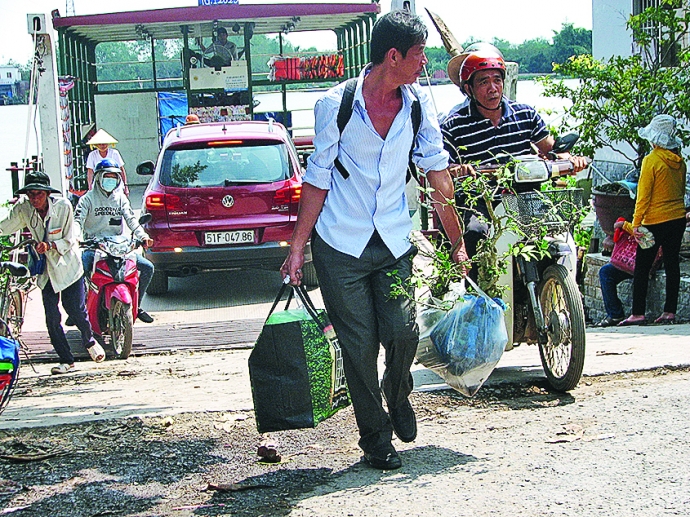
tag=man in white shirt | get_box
[281,10,466,470]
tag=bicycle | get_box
[0,238,38,414]
[0,238,37,338]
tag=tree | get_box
[424,46,451,77]
[512,38,554,73]
[539,2,690,169]
[455,24,591,75]
[551,23,592,65]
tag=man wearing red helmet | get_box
[440,45,587,281]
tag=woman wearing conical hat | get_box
[85,129,129,195]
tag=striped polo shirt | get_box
[440,97,550,166]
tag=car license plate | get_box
[204,230,255,245]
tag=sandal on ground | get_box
[257,441,281,463]
[87,342,106,363]
[597,316,624,328]
[654,313,676,324]
[618,316,647,327]
[51,363,75,375]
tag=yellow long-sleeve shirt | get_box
[632,147,686,227]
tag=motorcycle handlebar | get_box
[474,157,592,178]
[80,238,144,250]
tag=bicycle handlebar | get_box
[0,239,37,252]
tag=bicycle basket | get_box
[502,189,583,235]
[0,320,20,415]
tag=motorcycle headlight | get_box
[103,239,131,257]
[513,157,550,183]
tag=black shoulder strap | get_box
[407,88,422,184]
[333,78,358,180]
[333,79,422,184]
[337,78,357,135]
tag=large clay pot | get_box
[592,190,636,253]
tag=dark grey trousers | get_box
[312,231,418,454]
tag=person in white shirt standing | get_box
[85,129,129,195]
[281,10,466,470]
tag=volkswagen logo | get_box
[221,195,235,208]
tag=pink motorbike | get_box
[82,217,150,359]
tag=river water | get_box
[0,79,574,204]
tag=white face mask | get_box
[100,177,119,192]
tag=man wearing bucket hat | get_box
[439,44,587,282]
[0,171,105,374]
[85,129,129,195]
[618,114,688,326]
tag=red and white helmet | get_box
[460,50,506,86]
[447,42,506,88]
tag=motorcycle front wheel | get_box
[109,299,133,359]
[537,264,586,392]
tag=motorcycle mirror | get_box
[139,214,152,225]
[552,133,580,154]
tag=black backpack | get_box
[332,77,422,184]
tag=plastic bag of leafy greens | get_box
[419,278,508,397]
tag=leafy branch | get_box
[539,1,690,170]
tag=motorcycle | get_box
[422,134,587,392]
[82,215,151,359]
[486,135,587,391]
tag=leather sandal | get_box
[597,317,624,328]
[654,313,676,324]
[618,316,647,326]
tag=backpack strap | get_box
[333,78,358,180]
[333,79,422,184]
[407,89,421,184]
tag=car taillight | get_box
[145,193,181,211]
[273,181,301,215]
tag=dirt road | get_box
[4,270,690,516]
[0,362,688,517]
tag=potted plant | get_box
[591,182,636,253]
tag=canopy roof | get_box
[51,2,380,43]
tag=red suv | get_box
[136,120,315,295]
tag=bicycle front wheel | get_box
[3,289,25,338]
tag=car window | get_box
[160,142,290,187]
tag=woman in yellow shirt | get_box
[620,114,688,325]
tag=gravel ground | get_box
[0,363,688,517]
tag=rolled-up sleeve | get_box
[412,86,450,173]
[304,95,341,190]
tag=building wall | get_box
[94,92,160,186]
[0,67,19,86]
[592,0,632,60]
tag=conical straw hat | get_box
[86,129,118,147]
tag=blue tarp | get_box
[158,92,188,144]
